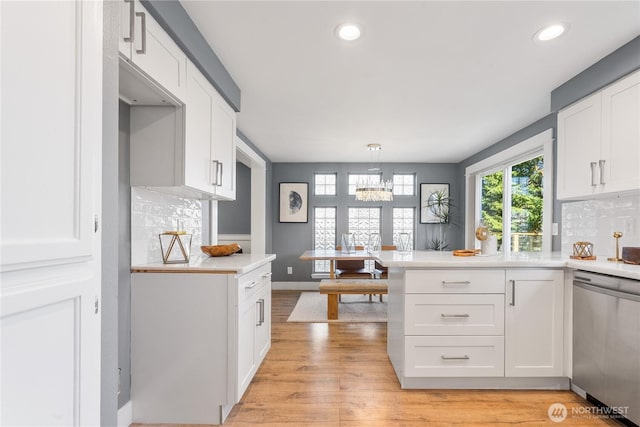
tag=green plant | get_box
[424,189,456,251]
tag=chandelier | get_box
[355,144,393,202]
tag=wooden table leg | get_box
[327,294,339,320]
[329,260,335,279]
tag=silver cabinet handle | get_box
[509,279,515,306]
[217,162,223,187]
[244,280,258,290]
[590,162,598,186]
[135,11,146,54]
[123,0,135,42]
[261,272,273,279]
[256,299,265,326]
[211,160,219,185]
[599,159,606,185]
[441,355,470,360]
[441,281,470,287]
[441,313,470,318]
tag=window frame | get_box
[314,172,337,196]
[392,207,415,249]
[464,129,553,254]
[347,173,382,195]
[312,206,337,273]
[392,173,416,196]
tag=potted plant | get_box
[425,189,454,251]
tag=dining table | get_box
[299,249,377,278]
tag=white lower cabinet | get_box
[131,262,271,425]
[389,268,566,389]
[505,269,564,377]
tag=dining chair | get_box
[373,245,397,279]
[334,246,370,278]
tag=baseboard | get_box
[117,400,133,427]
[272,281,318,291]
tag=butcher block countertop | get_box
[131,253,276,275]
[374,251,640,281]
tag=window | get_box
[393,174,415,195]
[313,207,336,272]
[314,173,336,195]
[348,173,381,195]
[348,207,381,269]
[392,208,415,248]
[465,129,553,254]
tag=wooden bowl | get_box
[622,247,640,265]
[201,243,241,257]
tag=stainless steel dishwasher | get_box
[573,271,640,426]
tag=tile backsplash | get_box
[131,188,203,265]
[562,193,640,257]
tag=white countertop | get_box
[131,253,276,275]
[375,250,640,281]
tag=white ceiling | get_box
[180,1,640,163]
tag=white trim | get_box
[117,401,132,427]
[235,135,267,254]
[465,129,553,251]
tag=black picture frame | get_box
[279,182,309,223]
[420,183,450,224]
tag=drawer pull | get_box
[256,299,265,326]
[441,281,470,286]
[441,355,470,360]
[261,272,273,279]
[440,313,470,318]
[245,280,259,290]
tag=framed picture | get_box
[279,182,309,223]
[420,183,450,224]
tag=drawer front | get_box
[237,263,272,303]
[405,336,504,377]
[405,294,504,336]
[405,269,505,294]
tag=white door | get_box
[1,1,102,425]
[601,70,640,194]
[556,92,602,200]
[505,270,564,377]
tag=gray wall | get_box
[117,102,132,408]
[102,1,119,425]
[271,162,460,282]
[219,162,252,235]
[551,36,640,112]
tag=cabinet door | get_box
[254,283,272,362]
[601,70,640,194]
[211,95,237,200]
[185,62,216,195]
[1,1,102,425]
[236,295,258,401]
[131,1,186,102]
[557,93,602,200]
[505,270,564,377]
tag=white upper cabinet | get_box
[119,0,187,102]
[184,62,237,199]
[557,70,640,200]
[130,61,237,200]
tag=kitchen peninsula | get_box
[130,253,275,425]
[375,250,639,390]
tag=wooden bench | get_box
[319,279,388,320]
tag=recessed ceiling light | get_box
[534,23,568,41]
[335,23,361,41]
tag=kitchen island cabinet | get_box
[130,254,275,425]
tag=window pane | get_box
[348,174,381,195]
[314,207,336,272]
[392,207,414,248]
[480,170,504,248]
[315,173,337,196]
[348,207,381,269]
[393,174,415,195]
[510,156,543,252]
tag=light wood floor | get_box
[136,291,620,426]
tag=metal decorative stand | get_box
[159,231,192,264]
